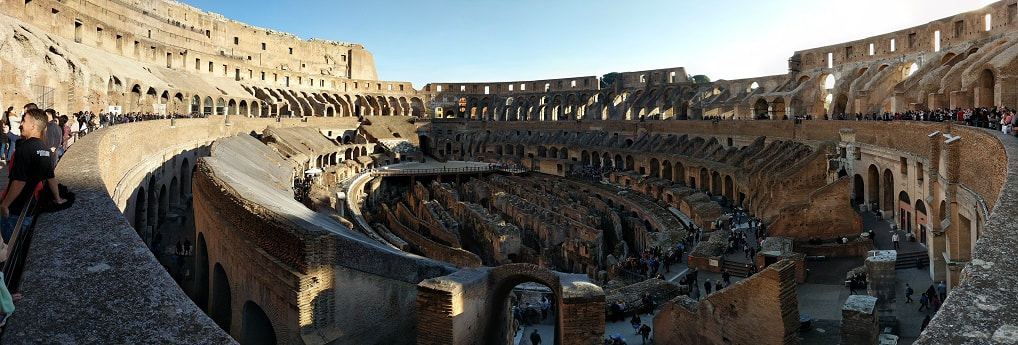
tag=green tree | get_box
[691,75,711,84]
[600,72,621,88]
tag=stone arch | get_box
[158,184,168,227]
[724,175,734,201]
[191,95,201,114]
[227,99,237,115]
[485,264,564,345]
[915,199,928,244]
[899,191,913,233]
[662,160,672,182]
[241,301,276,345]
[770,97,786,119]
[133,187,146,235]
[169,177,180,209]
[216,98,226,115]
[625,155,634,171]
[649,158,660,178]
[181,157,192,198]
[753,98,769,118]
[211,263,232,332]
[867,165,880,205]
[581,150,590,165]
[882,169,894,212]
[699,167,709,191]
[203,97,214,116]
[832,94,848,116]
[195,233,209,312]
[853,174,865,203]
[977,68,995,107]
[614,154,623,169]
[129,84,143,109]
[711,171,722,195]
[674,161,686,185]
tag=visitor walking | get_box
[892,232,900,250]
[530,329,541,345]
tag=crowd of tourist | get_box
[568,164,618,181]
[831,106,1018,137]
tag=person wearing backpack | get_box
[905,283,914,303]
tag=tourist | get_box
[892,232,900,250]
[704,280,712,295]
[539,295,550,320]
[722,270,731,285]
[936,281,947,302]
[905,283,914,303]
[918,292,930,312]
[529,329,541,345]
[639,323,652,344]
[44,109,63,166]
[714,279,723,292]
[0,108,66,243]
[630,314,641,334]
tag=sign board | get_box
[709,259,719,267]
[152,104,167,115]
[108,106,122,115]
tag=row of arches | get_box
[195,234,277,344]
[248,85,426,117]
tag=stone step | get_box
[894,250,929,270]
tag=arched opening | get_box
[710,171,722,196]
[724,175,734,201]
[194,233,209,312]
[882,169,894,212]
[133,187,146,236]
[649,158,660,178]
[674,161,686,185]
[625,155,634,171]
[823,74,836,90]
[770,98,786,119]
[211,263,232,332]
[753,99,770,119]
[915,200,928,245]
[832,94,848,116]
[904,62,919,79]
[699,168,709,191]
[191,95,201,114]
[867,165,880,205]
[169,177,180,209]
[241,301,276,345]
[977,69,995,107]
[662,160,672,182]
[181,158,192,199]
[485,268,562,345]
[614,154,623,169]
[216,98,226,115]
[158,185,168,227]
[203,97,214,116]
[853,174,865,204]
[899,191,912,233]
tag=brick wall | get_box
[654,259,799,345]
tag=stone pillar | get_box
[559,274,605,345]
[866,250,897,307]
[841,295,879,345]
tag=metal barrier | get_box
[2,196,37,293]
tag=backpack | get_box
[906,286,913,296]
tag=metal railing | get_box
[3,196,37,292]
[370,165,527,177]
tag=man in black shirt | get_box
[0,108,64,242]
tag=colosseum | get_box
[1,0,1017,344]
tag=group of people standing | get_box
[0,103,69,329]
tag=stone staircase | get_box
[894,250,929,270]
[721,258,753,278]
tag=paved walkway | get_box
[797,208,934,345]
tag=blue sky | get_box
[179,0,995,88]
